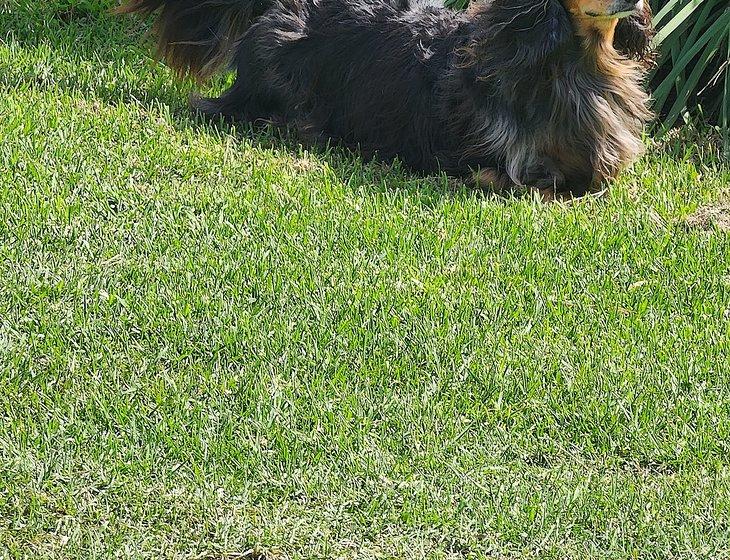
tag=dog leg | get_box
[192,81,278,124]
[191,44,283,124]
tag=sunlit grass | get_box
[1,2,729,559]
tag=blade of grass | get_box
[683,0,718,47]
[651,11,729,115]
[653,0,687,26]
[722,29,730,160]
[661,28,726,130]
[670,39,685,100]
[653,0,706,47]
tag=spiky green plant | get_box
[650,0,729,156]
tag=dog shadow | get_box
[3,4,582,206]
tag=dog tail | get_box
[117,0,271,80]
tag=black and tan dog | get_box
[119,0,654,197]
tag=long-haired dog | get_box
[119,0,654,197]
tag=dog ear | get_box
[614,2,656,62]
[469,0,573,68]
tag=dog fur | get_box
[119,0,654,195]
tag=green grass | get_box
[1,2,730,559]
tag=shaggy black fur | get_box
[120,0,654,194]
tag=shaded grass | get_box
[1,1,730,559]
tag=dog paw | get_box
[472,168,513,192]
[524,160,566,190]
[520,159,568,201]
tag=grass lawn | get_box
[1,2,730,558]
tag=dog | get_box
[119,0,654,197]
